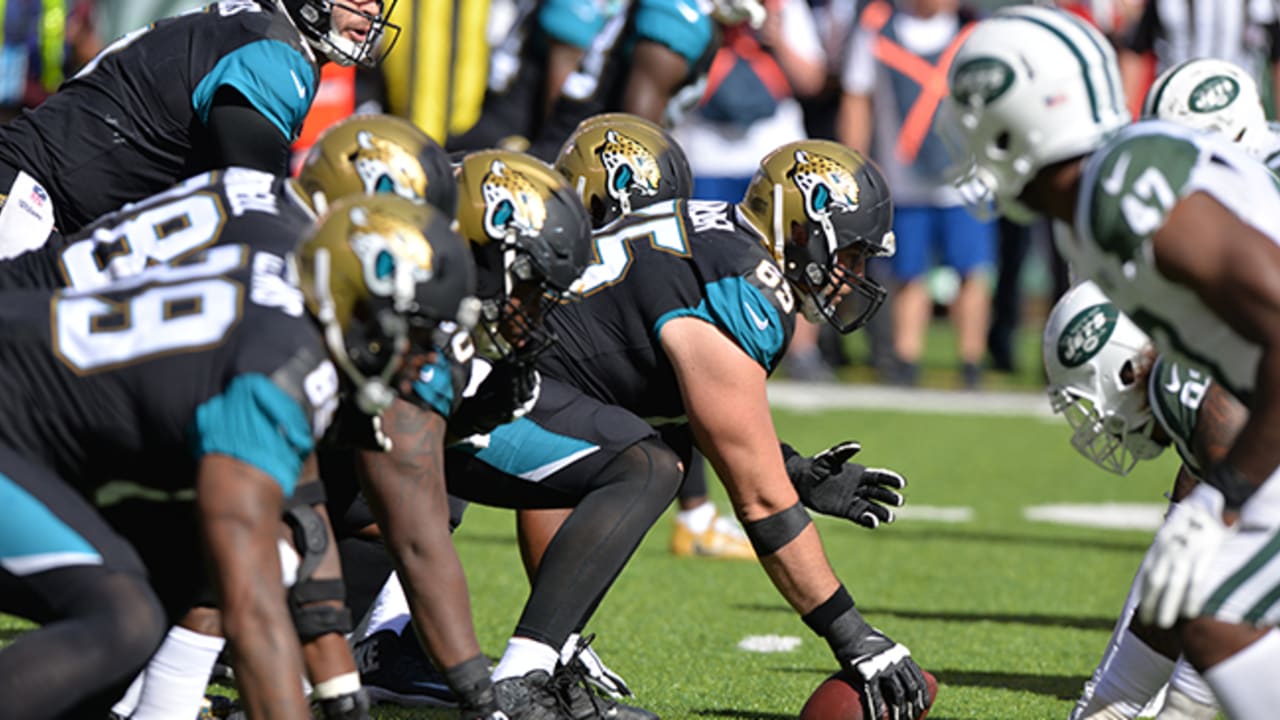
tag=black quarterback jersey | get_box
[537,199,796,422]
[0,244,338,500]
[0,1,319,232]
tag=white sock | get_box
[1168,657,1216,707]
[1155,685,1218,720]
[130,627,227,720]
[1203,628,1280,720]
[110,672,145,717]
[676,502,716,534]
[1072,629,1174,719]
[363,572,412,640]
[491,637,560,682]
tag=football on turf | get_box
[798,669,938,720]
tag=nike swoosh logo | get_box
[290,70,307,99]
[1101,152,1131,196]
[676,1,700,22]
[744,302,769,331]
[1163,363,1181,394]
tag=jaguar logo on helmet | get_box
[347,205,433,299]
[1189,75,1240,114]
[480,159,547,242]
[950,56,1016,105]
[596,129,661,206]
[787,149,860,227]
[352,130,428,201]
[1058,303,1119,368]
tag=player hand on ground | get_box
[1139,484,1233,628]
[839,626,931,720]
[783,441,905,529]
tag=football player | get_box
[1044,282,1234,720]
[0,0,398,251]
[433,137,922,720]
[0,192,464,720]
[948,6,1280,716]
[1140,57,1280,175]
[447,0,747,160]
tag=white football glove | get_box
[1139,484,1233,628]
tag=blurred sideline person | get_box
[448,0,730,160]
[0,190,451,719]
[1044,282,1229,720]
[0,0,397,252]
[949,7,1280,717]
[839,0,992,389]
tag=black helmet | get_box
[455,150,592,360]
[739,140,896,334]
[279,0,401,68]
[554,112,693,228]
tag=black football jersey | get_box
[0,244,338,500]
[536,199,797,422]
[0,1,318,232]
[0,167,313,293]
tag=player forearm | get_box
[1219,347,1280,506]
[357,399,482,669]
[198,455,310,719]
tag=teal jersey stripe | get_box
[0,473,101,572]
[190,373,313,497]
[192,39,316,139]
[655,276,786,371]
[413,349,457,418]
[459,417,598,480]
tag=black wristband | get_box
[443,654,493,696]
[1206,462,1258,511]
[802,585,855,636]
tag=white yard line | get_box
[767,380,1055,418]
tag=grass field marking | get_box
[893,505,975,523]
[737,635,803,653]
[767,381,1056,418]
[1023,503,1168,531]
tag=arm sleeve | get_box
[539,0,606,49]
[634,0,716,66]
[206,87,293,175]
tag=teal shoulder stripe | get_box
[192,39,316,139]
[0,474,101,573]
[190,373,313,497]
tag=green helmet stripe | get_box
[1063,11,1123,118]
[1011,14,1100,122]
[1144,58,1199,118]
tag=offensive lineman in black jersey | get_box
[0,0,397,249]
[438,135,928,720]
[0,193,468,720]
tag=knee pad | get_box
[283,483,352,641]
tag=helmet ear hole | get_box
[995,131,1012,151]
[1119,359,1136,387]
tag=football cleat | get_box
[492,670,574,720]
[354,629,458,708]
[670,511,755,561]
[554,636,659,720]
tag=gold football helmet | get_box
[739,140,895,334]
[295,194,478,414]
[295,114,456,216]
[455,149,592,360]
[554,112,693,228]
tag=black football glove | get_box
[448,358,541,439]
[831,614,930,720]
[782,441,905,529]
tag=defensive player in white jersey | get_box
[947,6,1280,717]
[1045,282,1241,720]
[1140,57,1280,175]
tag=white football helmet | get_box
[945,6,1129,223]
[1043,281,1164,476]
[1141,58,1271,159]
